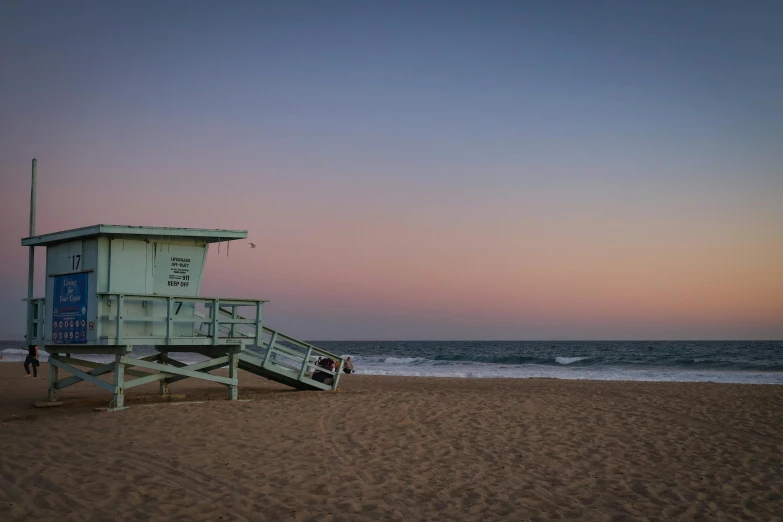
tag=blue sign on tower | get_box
[52,272,88,344]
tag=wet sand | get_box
[0,363,781,521]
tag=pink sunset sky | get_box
[1,1,781,340]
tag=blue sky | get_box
[1,0,781,340]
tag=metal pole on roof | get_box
[26,158,37,347]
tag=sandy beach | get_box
[0,363,781,521]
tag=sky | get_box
[0,0,781,340]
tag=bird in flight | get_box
[249,243,256,248]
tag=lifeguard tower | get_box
[22,165,343,411]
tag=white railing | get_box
[26,293,343,390]
[253,329,343,390]
[97,292,265,346]
[203,306,344,390]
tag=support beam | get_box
[56,360,115,390]
[161,360,229,384]
[120,356,235,385]
[113,353,125,409]
[54,355,154,389]
[123,356,230,389]
[49,357,116,394]
[227,350,238,400]
[48,355,58,402]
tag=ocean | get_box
[1,340,781,385]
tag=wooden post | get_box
[47,351,58,402]
[227,347,238,400]
[113,352,126,409]
[26,159,36,349]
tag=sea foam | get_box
[555,356,588,365]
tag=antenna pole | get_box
[26,158,37,346]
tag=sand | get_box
[0,363,781,521]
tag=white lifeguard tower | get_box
[22,162,343,410]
